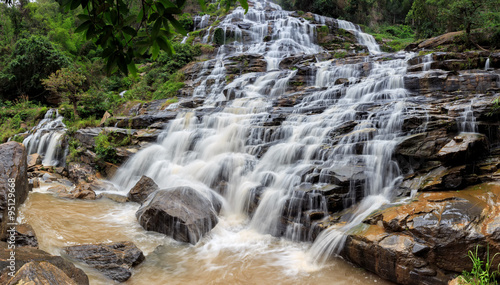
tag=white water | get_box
[485,58,491,70]
[457,100,477,133]
[422,53,433,71]
[106,0,420,271]
[22,109,67,166]
[336,20,381,54]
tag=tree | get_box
[0,35,69,100]
[58,0,248,75]
[42,67,86,119]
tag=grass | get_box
[459,245,500,284]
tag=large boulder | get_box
[127,175,159,204]
[0,242,89,284]
[342,182,500,285]
[0,142,29,241]
[64,241,144,282]
[437,133,489,165]
[4,261,77,285]
[136,187,221,244]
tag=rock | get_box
[100,193,129,203]
[32,178,40,188]
[437,133,489,165]
[64,241,145,282]
[136,187,221,244]
[342,183,500,285]
[0,142,29,241]
[127,176,159,204]
[115,113,177,129]
[74,128,103,148]
[100,111,112,126]
[4,261,77,285]
[0,242,89,285]
[70,183,97,200]
[67,162,96,184]
[27,153,42,168]
[13,224,38,248]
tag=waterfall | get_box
[485,58,491,70]
[457,100,477,133]
[336,19,381,54]
[422,53,433,71]
[110,0,415,267]
[22,109,67,167]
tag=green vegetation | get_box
[94,131,131,164]
[459,245,500,284]
[0,97,47,143]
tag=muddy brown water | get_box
[18,184,392,285]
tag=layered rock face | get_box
[0,142,29,240]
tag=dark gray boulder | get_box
[136,186,221,244]
[64,241,144,282]
[127,176,159,204]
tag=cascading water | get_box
[485,58,491,70]
[457,100,477,133]
[22,109,67,167]
[422,53,433,71]
[336,19,381,54]
[110,0,417,266]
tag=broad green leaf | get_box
[75,20,91,33]
[156,36,174,55]
[152,19,162,38]
[151,41,160,59]
[70,0,81,10]
[127,62,138,77]
[77,14,91,21]
[123,26,137,37]
[166,15,187,35]
[239,0,249,13]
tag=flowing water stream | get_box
[18,0,431,283]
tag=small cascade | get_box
[22,109,67,166]
[336,19,381,54]
[422,53,433,71]
[485,58,491,70]
[457,100,477,133]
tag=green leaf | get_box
[156,36,174,55]
[176,0,186,8]
[77,14,91,21]
[137,7,146,22]
[159,0,176,8]
[166,15,187,35]
[122,26,137,37]
[70,0,81,10]
[127,62,138,77]
[117,56,128,75]
[75,20,91,33]
[238,0,249,13]
[152,19,162,38]
[151,41,160,59]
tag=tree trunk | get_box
[71,96,79,120]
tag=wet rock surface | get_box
[136,186,221,244]
[64,241,144,282]
[0,142,29,241]
[342,183,500,285]
[4,261,78,285]
[127,175,159,204]
[0,242,89,285]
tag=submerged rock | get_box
[136,187,221,244]
[127,175,159,204]
[0,242,89,285]
[64,241,144,282]
[0,142,29,241]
